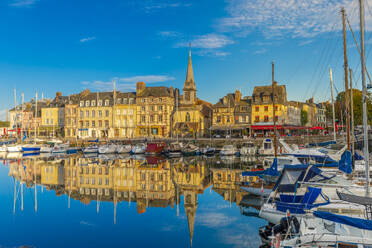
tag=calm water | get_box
[0,153,267,248]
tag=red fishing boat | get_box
[145,142,165,154]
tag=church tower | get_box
[184,190,197,247]
[183,44,197,105]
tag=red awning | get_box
[251,125,307,130]
[310,126,325,130]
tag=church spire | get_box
[184,43,196,90]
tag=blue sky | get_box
[1,0,372,120]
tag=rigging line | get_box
[346,16,372,85]
[311,36,342,98]
[302,21,339,100]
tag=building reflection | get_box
[7,154,263,246]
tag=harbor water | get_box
[0,153,267,248]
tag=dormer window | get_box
[80,101,84,107]
[123,98,128,104]
[98,100,102,106]
[105,100,109,106]
[117,98,122,104]
[86,100,90,107]
[91,100,96,107]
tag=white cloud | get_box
[81,75,175,91]
[176,34,234,49]
[197,213,237,228]
[80,37,96,43]
[9,0,37,7]
[119,75,175,83]
[195,50,230,57]
[158,31,182,38]
[218,0,371,38]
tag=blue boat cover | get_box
[354,151,364,161]
[308,141,336,147]
[88,138,99,143]
[276,187,330,214]
[339,150,352,174]
[314,211,372,231]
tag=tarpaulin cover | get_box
[242,158,279,177]
[338,150,352,174]
[314,211,372,231]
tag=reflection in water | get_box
[4,154,266,248]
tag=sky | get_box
[2,0,372,120]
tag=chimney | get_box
[136,82,146,96]
[235,90,241,103]
[56,92,62,101]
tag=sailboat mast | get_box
[35,92,38,139]
[329,68,337,142]
[342,8,351,151]
[359,0,370,194]
[349,69,355,170]
[272,61,277,157]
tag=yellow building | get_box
[136,82,175,138]
[64,94,80,139]
[41,92,67,137]
[172,49,213,138]
[77,90,114,139]
[40,161,65,186]
[113,92,136,138]
[251,82,287,125]
[212,90,251,135]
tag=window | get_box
[86,110,89,118]
[150,98,154,102]
[98,100,102,106]
[73,109,76,114]
[274,116,279,122]
[123,98,127,104]
[158,105,163,111]
[105,100,109,106]
[141,106,145,111]
[186,112,190,122]
[117,98,122,104]
[85,100,90,107]
[159,98,162,102]
[275,105,278,111]
[85,121,89,127]
[150,106,155,111]
[98,110,102,117]
[105,178,109,185]
[123,109,127,115]
[141,116,146,123]
[150,115,154,122]
[217,116,221,123]
[105,110,109,117]
[116,109,120,115]
[80,121,83,128]
[98,178,102,185]
[255,106,259,112]
[80,111,84,118]
[158,115,163,122]
[92,110,95,118]
[264,116,269,122]
[255,116,259,122]
[264,106,268,112]
[99,120,102,127]
[129,98,134,104]
[91,100,96,107]
[80,101,84,107]
[151,128,158,135]
[92,121,95,127]
[105,120,109,128]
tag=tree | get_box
[301,110,308,126]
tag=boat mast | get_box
[342,8,351,151]
[349,69,355,170]
[272,61,277,157]
[359,0,370,194]
[14,88,17,141]
[329,68,337,142]
[35,92,38,140]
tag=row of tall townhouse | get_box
[6,49,328,138]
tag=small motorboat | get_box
[182,144,199,156]
[98,144,117,154]
[83,145,99,153]
[52,143,69,153]
[258,138,274,156]
[240,141,257,156]
[220,145,239,156]
[131,143,146,154]
[166,142,182,157]
[201,146,216,155]
[22,144,41,153]
[0,145,7,152]
[116,144,132,153]
[146,142,165,155]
